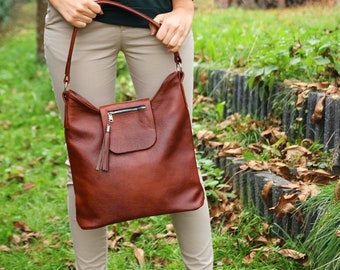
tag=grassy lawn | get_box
[1,1,339,269]
[193,4,340,87]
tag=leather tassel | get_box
[96,129,110,172]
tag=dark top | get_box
[94,0,173,28]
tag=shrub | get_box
[0,0,15,22]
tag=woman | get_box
[44,0,213,269]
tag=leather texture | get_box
[99,98,156,155]
[62,1,204,229]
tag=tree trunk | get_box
[36,0,47,64]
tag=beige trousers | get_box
[44,4,213,270]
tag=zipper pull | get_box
[106,113,113,132]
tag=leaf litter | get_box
[1,221,42,252]
[192,83,340,266]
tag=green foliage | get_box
[193,6,340,90]
[305,140,333,170]
[0,28,72,269]
[0,0,14,22]
[238,127,263,147]
[196,151,232,203]
[115,52,136,102]
[193,100,225,124]
[299,183,340,270]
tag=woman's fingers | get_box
[151,8,193,52]
[49,0,102,28]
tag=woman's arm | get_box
[150,0,194,53]
[48,0,102,28]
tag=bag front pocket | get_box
[97,98,156,171]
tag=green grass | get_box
[193,5,340,87]
[299,183,340,270]
[0,25,71,269]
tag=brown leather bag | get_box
[62,0,204,229]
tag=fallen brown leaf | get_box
[253,235,270,245]
[207,141,224,148]
[297,168,338,184]
[307,82,324,90]
[108,236,124,250]
[279,182,320,203]
[243,247,275,264]
[218,119,233,130]
[219,258,234,265]
[278,249,306,260]
[44,101,56,112]
[13,221,31,232]
[134,245,145,266]
[297,182,320,202]
[284,145,311,164]
[196,130,216,141]
[269,162,296,181]
[326,85,340,95]
[261,180,273,206]
[295,89,310,107]
[10,234,22,245]
[311,95,326,123]
[166,223,175,233]
[261,127,287,145]
[243,251,256,265]
[155,231,177,240]
[269,193,299,218]
[240,160,270,172]
[6,173,25,182]
[23,181,35,192]
[218,142,242,157]
[150,256,171,268]
[1,120,11,129]
[123,242,134,248]
[210,204,223,219]
[248,143,263,154]
[0,245,11,253]
[199,72,208,87]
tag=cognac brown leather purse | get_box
[63,0,204,229]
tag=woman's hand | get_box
[49,0,102,28]
[150,0,194,53]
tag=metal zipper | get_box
[108,105,146,116]
[105,105,147,132]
